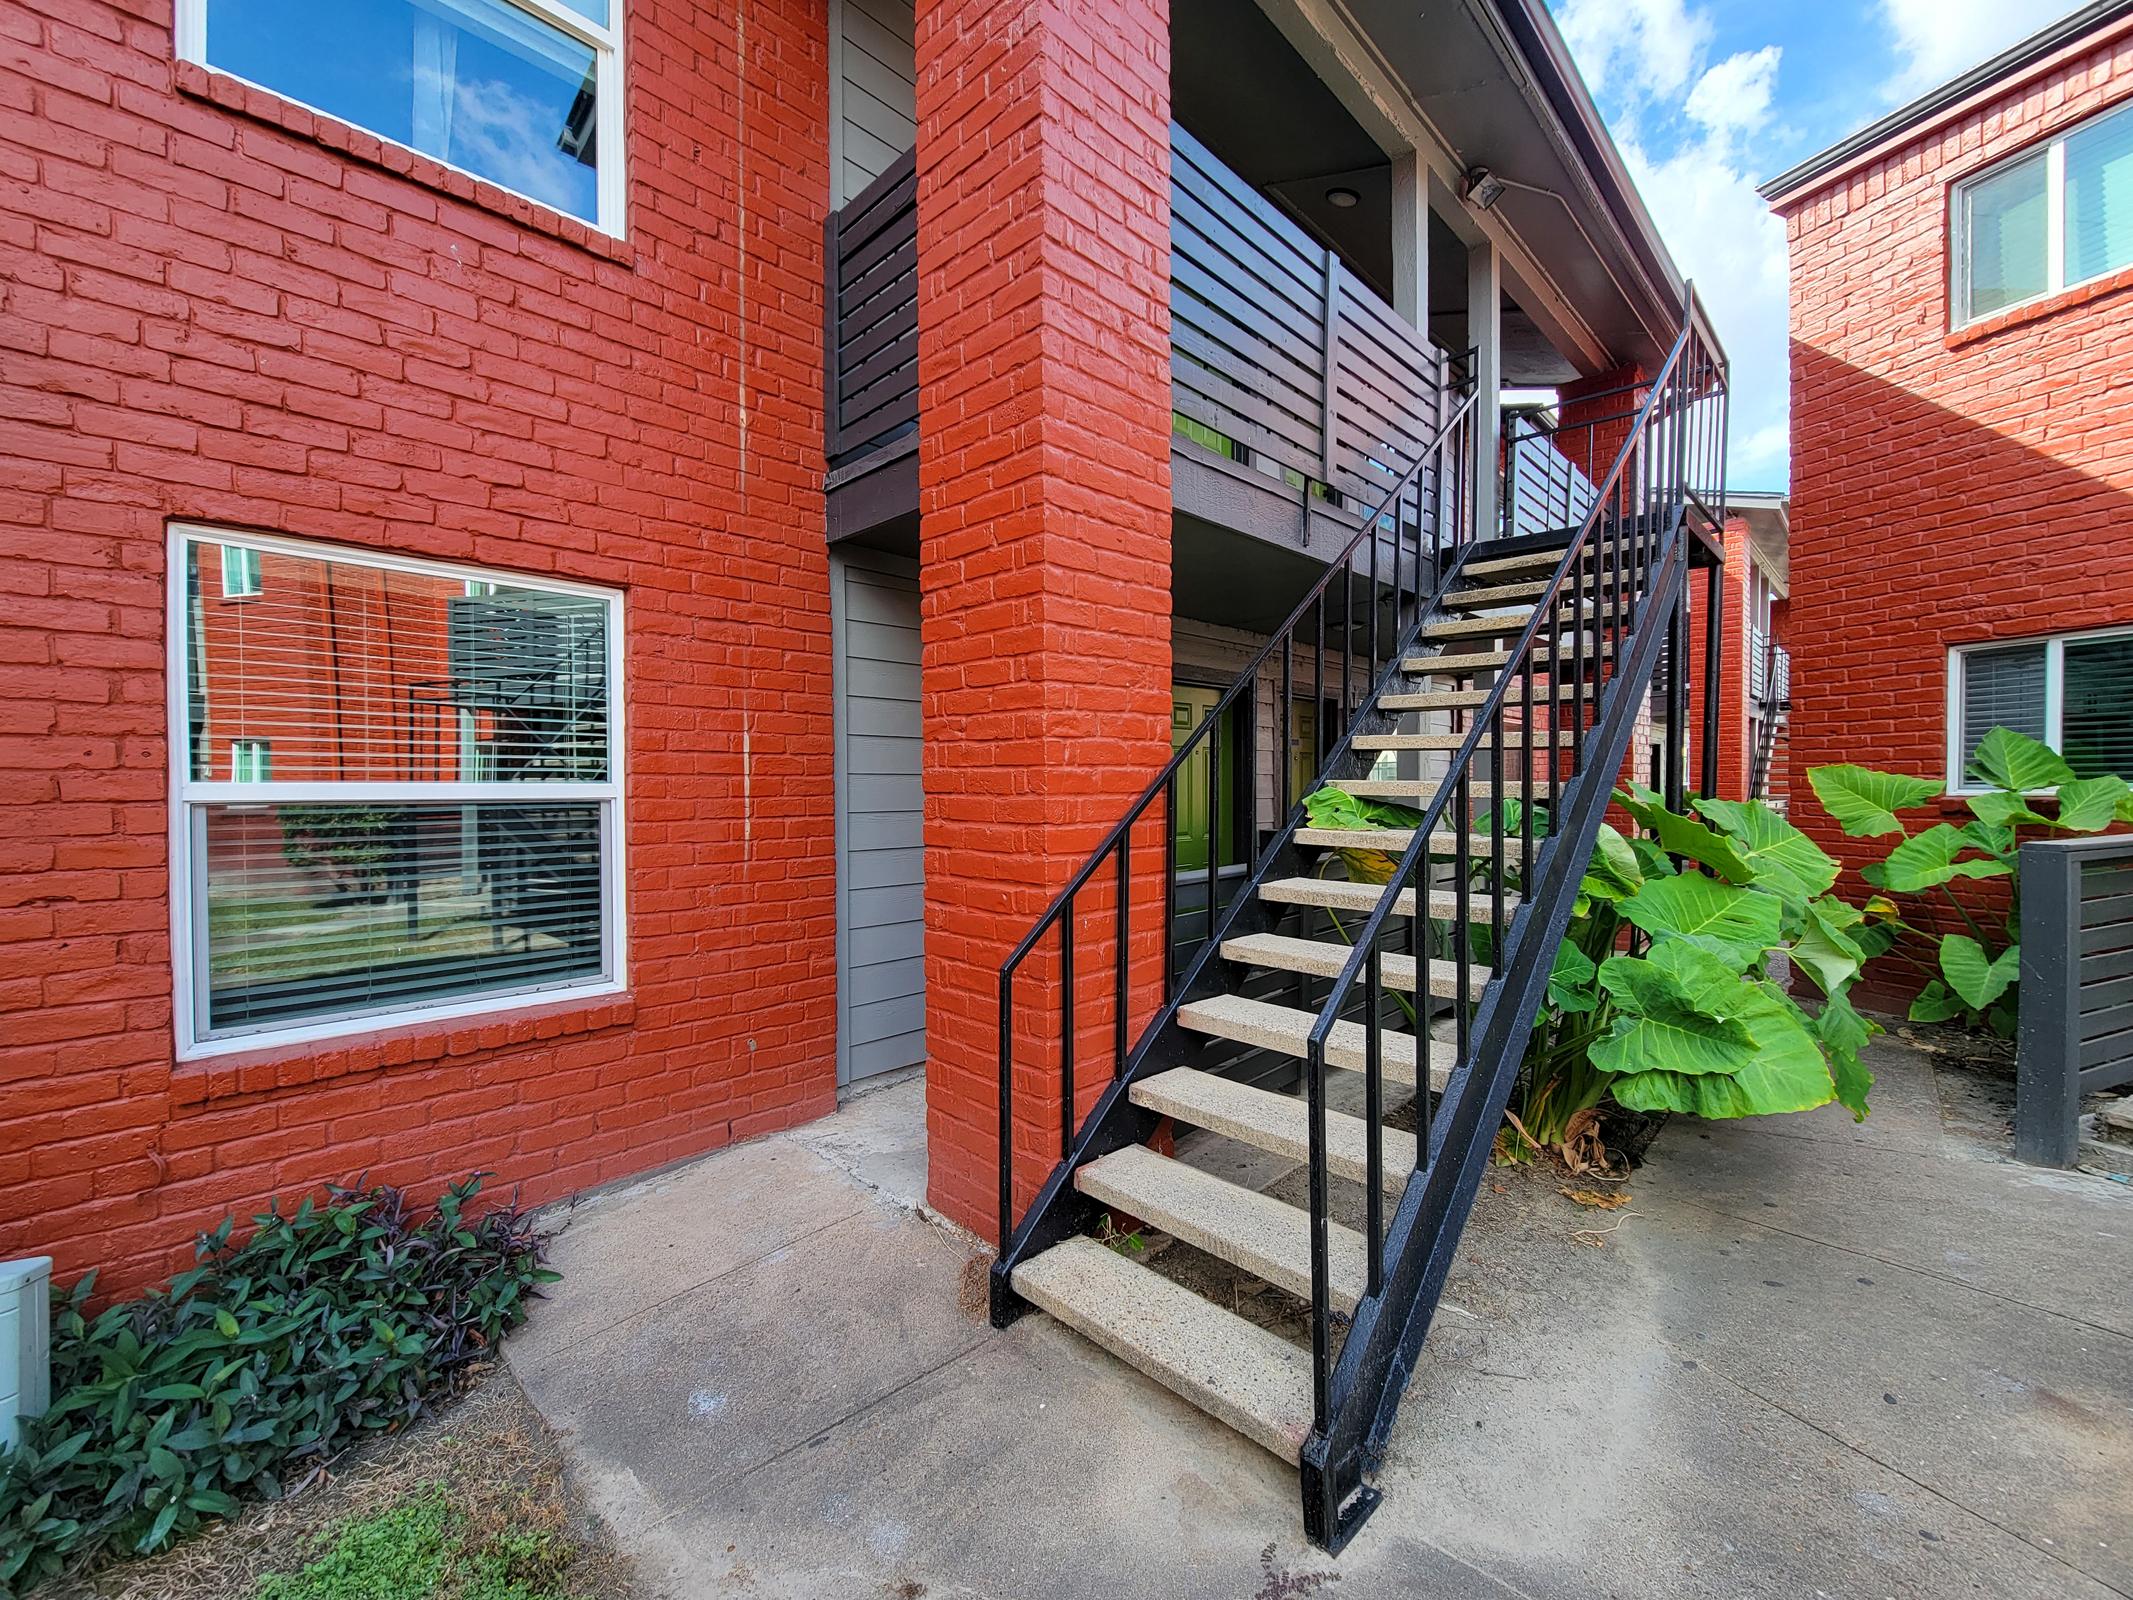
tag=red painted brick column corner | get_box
[912,0,1174,1242]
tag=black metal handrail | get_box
[1293,286,1729,1546]
[993,374,1481,1254]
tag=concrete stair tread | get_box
[1011,1236,1315,1464]
[1259,874,1517,923]
[1221,931,1494,1000]
[1131,1067,1419,1190]
[1447,578,1552,606]
[1460,544,1578,578]
[1293,826,1532,856]
[1420,606,1600,640]
[1351,730,1574,751]
[1179,993,1450,1088]
[1401,642,1615,675]
[1324,778,1509,801]
[1075,1144,1369,1314]
[1380,685,1578,710]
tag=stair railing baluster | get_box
[998,970,1014,1254]
[1365,941,1384,1296]
[1413,838,1430,1168]
[1163,781,1178,1000]
[1454,766,1472,1061]
[1207,711,1221,954]
[1305,1031,1332,1435]
[1115,835,1130,1078]
[1061,899,1075,1160]
[1488,713,1505,957]
[1282,634,1294,819]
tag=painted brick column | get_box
[912,0,1174,1241]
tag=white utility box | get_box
[0,1256,52,1449]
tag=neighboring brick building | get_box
[3,0,1725,1314]
[1764,0,2133,1008]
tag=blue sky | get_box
[1547,0,2084,490]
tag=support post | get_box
[1466,241,1501,542]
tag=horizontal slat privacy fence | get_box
[822,128,1451,509]
[825,147,919,466]
[1170,125,1446,511]
[2016,835,2133,1164]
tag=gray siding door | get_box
[830,0,916,207]
[832,550,925,1083]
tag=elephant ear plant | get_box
[1807,727,2133,1036]
[1300,783,1877,1170]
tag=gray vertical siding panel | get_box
[833,551,926,1082]
[831,0,916,208]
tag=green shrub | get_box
[0,1177,555,1595]
[1809,727,2133,1035]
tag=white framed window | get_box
[229,739,272,782]
[1952,98,2133,326]
[221,544,262,598]
[168,525,626,1058]
[174,0,626,237]
[1947,626,2133,791]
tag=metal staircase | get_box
[988,293,1729,1551]
[1748,635,1791,801]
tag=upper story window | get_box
[170,527,626,1057]
[1949,628,2133,792]
[1953,98,2133,326]
[175,0,624,235]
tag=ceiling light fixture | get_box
[1325,186,1360,209]
[1464,166,1505,210]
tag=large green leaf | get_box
[1907,978,1967,1023]
[1590,942,1758,1078]
[1547,939,1600,1015]
[1619,872,1781,968]
[1808,988,1877,1121]
[1614,785,1755,882]
[1872,823,2011,893]
[1610,977,1836,1119]
[1302,787,1423,834]
[1791,896,1868,996]
[1691,797,1841,904]
[1965,789,2052,829]
[1806,764,1942,837]
[2052,774,2130,833]
[1939,933,2020,1011]
[1580,823,1645,904]
[1967,727,2073,794]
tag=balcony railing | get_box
[824,128,1454,514]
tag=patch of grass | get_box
[253,1495,451,1600]
[251,1487,576,1600]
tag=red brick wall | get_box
[1777,22,2133,1006]
[913,0,1173,1242]
[0,0,837,1294]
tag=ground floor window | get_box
[1949,628,2133,790]
[169,526,625,1057]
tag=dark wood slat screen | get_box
[826,147,919,465]
[823,127,1449,512]
[2016,836,2133,1164]
[1169,123,1446,510]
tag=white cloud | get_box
[1557,0,1714,105]
[1686,45,1780,139]
[1879,0,2071,102]
[1552,7,1792,485]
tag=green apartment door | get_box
[1172,684,1242,873]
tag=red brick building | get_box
[3,0,1752,1533]
[1765,1,2133,1007]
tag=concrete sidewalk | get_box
[507,1043,2133,1600]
